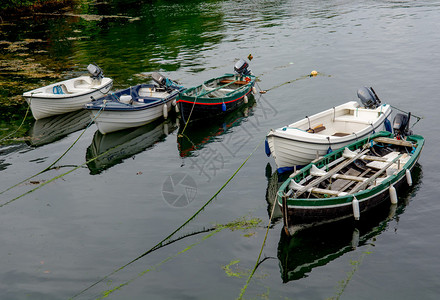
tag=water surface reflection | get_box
[177,96,256,157]
[27,110,90,147]
[276,164,423,282]
[86,118,178,174]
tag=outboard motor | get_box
[357,86,381,109]
[152,72,167,88]
[393,112,413,139]
[87,64,104,82]
[234,59,252,76]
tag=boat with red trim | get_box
[176,59,256,123]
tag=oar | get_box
[349,154,403,194]
[294,148,370,198]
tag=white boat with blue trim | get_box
[23,64,113,120]
[85,73,184,134]
[266,87,393,173]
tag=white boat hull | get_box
[90,99,174,134]
[23,76,113,120]
[266,101,392,171]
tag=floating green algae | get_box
[92,216,262,299]
[216,215,263,235]
[222,260,250,278]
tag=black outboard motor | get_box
[357,86,381,109]
[234,59,252,76]
[87,64,104,81]
[152,72,167,88]
[393,112,413,139]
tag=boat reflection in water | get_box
[265,163,284,223]
[177,95,255,157]
[272,164,422,283]
[86,118,178,174]
[27,110,91,147]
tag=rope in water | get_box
[0,102,31,143]
[70,137,266,299]
[179,78,258,137]
[0,104,106,197]
[178,95,198,137]
[237,195,277,300]
[260,72,323,93]
[0,114,119,208]
[93,227,223,300]
[94,214,267,300]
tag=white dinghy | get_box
[85,73,184,134]
[23,64,113,120]
[266,87,392,172]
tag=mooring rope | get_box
[178,95,198,137]
[179,78,259,137]
[93,227,223,300]
[0,104,106,197]
[70,136,266,299]
[93,215,266,300]
[0,112,116,208]
[260,72,324,93]
[0,102,31,143]
[389,104,423,128]
[237,195,277,300]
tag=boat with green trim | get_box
[176,59,256,123]
[277,115,424,233]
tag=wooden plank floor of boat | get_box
[329,168,361,191]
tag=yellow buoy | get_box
[310,70,318,76]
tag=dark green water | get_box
[1,1,440,299]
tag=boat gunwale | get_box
[176,88,252,106]
[267,102,393,145]
[277,131,424,209]
[23,77,114,100]
[176,73,256,105]
[85,83,181,112]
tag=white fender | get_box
[163,103,168,119]
[389,185,398,204]
[406,169,412,186]
[352,197,360,220]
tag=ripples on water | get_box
[1,1,440,299]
